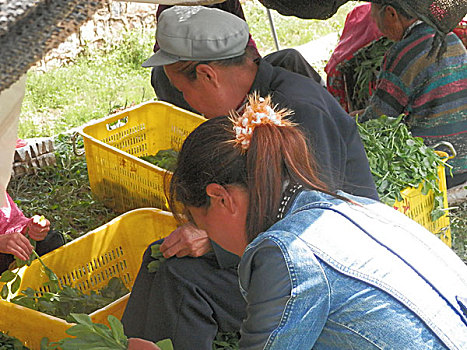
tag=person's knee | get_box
[35,230,65,256]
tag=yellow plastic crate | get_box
[393,152,451,247]
[80,101,206,213]
[0,208,177,350]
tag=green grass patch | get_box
[244,1,358,55]
[19,30,156,138]
[450,201,467,264]
[7,134,118,242]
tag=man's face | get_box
[164,63,225,119]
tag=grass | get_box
[7,134,118,242]
[450,201,467,264]
[19,30,156,138]
[243,1,358,56]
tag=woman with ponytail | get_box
[162,94,467,350]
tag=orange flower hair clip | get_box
[230,94,294,151]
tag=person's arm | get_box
[286,99,379,200]
[358,53,408,123]
[238,237,330,349]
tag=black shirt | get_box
[214,59,379,268]
[251,58,378,200]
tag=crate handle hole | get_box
[107,116,129,131]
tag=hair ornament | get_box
[230,93,294,151]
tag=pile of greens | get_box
[10,277,128,322]
[358,115,446,220]
[140,149,178,172]
[0,332,29,350]
[340,37,394,110]
[1,249,128,322]
[1,248,58,299]
[42,313,173,350]
[212,332,240,350]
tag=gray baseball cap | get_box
[142,6,250,67]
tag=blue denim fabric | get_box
[238,190,467,350]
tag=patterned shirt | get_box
[361,22,467,176]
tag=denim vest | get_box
[240,191,467,349]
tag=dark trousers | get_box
[447,172,467,189]
[0,230,65,274]
[121,241,245,350]
[150,48,325,114]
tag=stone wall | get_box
[35,1,158,71]
[12,138,56,177]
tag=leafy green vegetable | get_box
[43,314,128,350]
[11,277,129,321]
[340,37,394,111]
[41,314,173,350]
[212,332,240,350]
[0,332,29,349]
[156,338,174,350]
[358,115,446,220]
[0,247,128,320]
[147,244,166,273]
[140,149,178,172]
[0,247,46,300]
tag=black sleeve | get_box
[340,118,379,200]
[272,92,379,200]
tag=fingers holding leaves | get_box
[0,232,33,260]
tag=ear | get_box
[385,5,398,19]
[206,183,234,212]
[196,64,220,87]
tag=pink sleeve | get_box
[0,192,30,235]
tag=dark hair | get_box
[374,1,414,20]
[168,114,336,243]
[169,46,257,81]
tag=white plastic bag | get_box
[0,75,27,207]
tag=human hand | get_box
[160,223,211,258]
[127,338,161,350]
[0,232,34,260]
[24,215,50,241]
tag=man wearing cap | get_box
[122,6,378,350]
[149,1,325,114]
